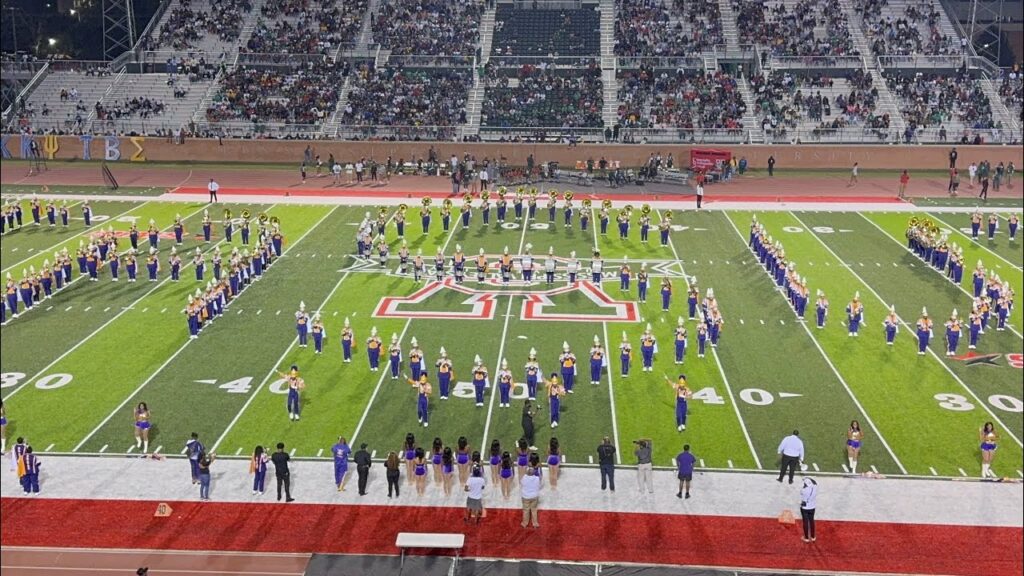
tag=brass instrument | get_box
[663,210,673,221]
[528,188,539,201]
[516,186,525,198]
[564,191,574,202]
[422,196,432,207]
[443,198,453,209]
[241,209,251,220]
[398,203,408,213]
[463,192,473,204]
[548,189,558,201]
[258,212,268,224]
[582,198,592,209]
[223,208,232,220]
[270,215,280,226]
[641,204,651,216]
[623,204,634,214]
[602,199,612,210]
[481,190,491,203]
[497,186,507,196]
[378,206,388,217]
[908,216,919,228]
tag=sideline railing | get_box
[614,56,704,69]
[878,54,966,70]
[768,55,864,70]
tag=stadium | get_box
[0,0,1022,575]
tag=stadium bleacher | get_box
[491,4,600,57]
[614,0,724,56]
[616,67,746,135]
[886,70,998,141]
[245,0,367,55]
[205,61,343,125]
[372,0,485,57]
[482,62,604,129]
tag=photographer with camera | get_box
[633,438,654,493]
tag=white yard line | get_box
[661,210,762,469]
[72,205,332,451]
[480,210,531,452]
[351,218,461,445]
[2,203,224,401]
[790,212,1023,449]
[725,213,907,474]
[591,208,622,464]
[859,213,1023,340]
[927,213,1023,272]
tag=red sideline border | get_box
[170,187,905,204]
[1,497,1020,575]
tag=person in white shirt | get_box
[479,168,489,191]
[776,430,805,484]
[799,477,818,542]
[464,465,486,524]
[207,179,219,203]
[520,466,542,528]
[968,162,978,188]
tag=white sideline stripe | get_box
[352,214,457,445]
[835,214,1023,448]
[859,213,1023,340]
[592,209,622,465]
[2,203,217,402]
[666,210,761,469]
[480,209,531,454]
[726,213,907,474]
[210,208,350,453]
[1,200,144,274]
[928,213,1023,272]
[72,204,318,452]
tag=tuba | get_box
[257,212,268,224]
[529,188,539,202]
[582,198,592,209]
[241,209,251,220]
[223,208,232,220]
[663,210,673,221]
[908,216,919,228]
[463,192,473,205]
[270,215,280,226]
[378,206,388,218]
[481,190,491,203]
[548,189,558,201]
[564,191,574,202]
[623,204,634,214]
[602,199,612,210]
[398,203,408,214]
[442,198,453,210]
[641,204,651,216]
[422,196,432,207]
[515,186,525,200]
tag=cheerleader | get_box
[456,437,471,485]
[311,314,325,354]
[660,278,672,311]
[499,451,515,500]
[250,445,269,495]
[639,324,657,371]
[436,347,453,400]
[883,305,899,346]
[341,317,354,362]
[516,438,530,477]
[944,309,962,356]
[431,437,444,484]
[524,348,541,400]
[413,447,428,496]
[367,327,382,371]
[547,437,561,489]
[408,374,431,427]
[846,420,863,474]
[619,331,632,377]
[498,359,514,407]
[133,402,151,453]
[488,440,502,485]
[846,292,864,336]
[979,422,998,478]
[388,333,402,380]
[547,373,565,428]
[402,433,417,485]
[441,447,455,496]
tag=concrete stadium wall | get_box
[33,136,1024,171]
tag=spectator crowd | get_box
[372,0,484,57]
[492,6,600,58]
[887,70,996,138]
[95,97,167,121]
[152,0,254,51]
[245,0,366,55]
[483,63,603,129]
[616,67,746,134]
[342,64,472,129]
[733,0,858,57]
[614,0,724,57]
[854,0,959,56]
[205,61,342,124]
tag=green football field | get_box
[1,196,1021,480]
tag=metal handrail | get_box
[877,54,966,70]
[1,61,50,121]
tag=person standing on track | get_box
[207,179,219,203]
[385,451,401,497]
[847,163,859,187]
[767,155,776,177]
[968,161,977,188]
[675,444,696,499]
[331,436,351,492]
[355,443,372,496]
[799,477,818,542]
[597,436,616,491]
[185,432,204,484]
[695,171,705,209]
[777,430,804,484]
[948,146,958,169]
[250,445,269,496]
[634,438,654,493]
[272,442,295,502]
[521,400,537,449]
[197,450,215,501]
[898,170,910,198]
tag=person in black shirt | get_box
[596,437,616,491]
[521,401,537,450]
[271,442,294,502]
[354,443,372,496]
[767,155,776,177]
[949,147,957,169]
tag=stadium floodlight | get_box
[47,38,57,46]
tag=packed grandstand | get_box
[1,0,1021,146]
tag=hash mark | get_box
[103,307,111,312]
[276,310,281,315]
[46,306,53,311]
[727,460,734,468]
[841,464,849,473]
[333,311,338,316]
[875,263,881,267]
[84,307,92,312]
[588,455,594,464]
[1017,470,1023,478]
[759,319,765,325]
[45,443,55,452]
[127,446,135,454]
[290,448,296,456]
[739,319,744,325]
[958,468,968,477]
[870,465,878,474]
[235,447,243,455]
[699,459,705,467]
[237,309,243,314]
[142,308,149,313]
[65,306,73,311]
[317,448,324,457]
[99,444,108,453]
[812,463,819,471]
[779,319,785,325]
[180,447,189,454]
[154,446,162,454]
[929,467,938,476]
[257,310,262,315]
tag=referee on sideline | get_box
[776,430,804,484]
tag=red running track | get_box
[170,186,906,204]
[1,497,1019,575]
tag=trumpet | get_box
[641,204,651,216]
[270,215,280,226]
[258,212,268,224]
[602,199,612,210]
[241,209,251,220]
[223,208,232,220]
[422,196,432,207]
[564,191,574,202]
[582,198,592,209]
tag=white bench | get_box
[395,532,465,567]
